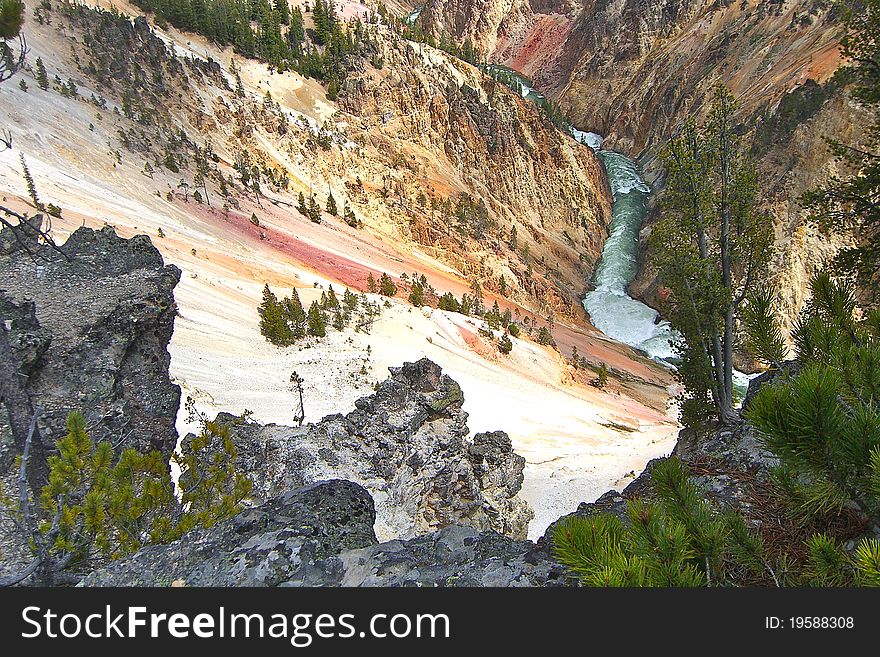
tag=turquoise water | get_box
[575,139,680,362]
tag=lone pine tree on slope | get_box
[651,85,773,427]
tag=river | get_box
[575,134,679,362]
[483,66,753,390]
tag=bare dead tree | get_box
[0,319,49,494]
[0,409,76,587]
[0,32,26,86]
[0,205,68,260]
[290,371,305,427]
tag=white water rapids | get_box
[574,132,680,362]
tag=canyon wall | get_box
[339,31,612,316]
[420,0,869,335]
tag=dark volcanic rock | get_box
[83,480,567,587]
[0,224,181,458]
[291,525,569,587]
[81,480,379,587]
[212,358,534,540]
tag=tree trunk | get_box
[0,323,49,493]
[718,104,736,425]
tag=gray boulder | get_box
[82,480,568,587]
[291,525,569,587]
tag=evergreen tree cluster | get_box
[452,192,493,239]
[257,282,380,346]
[131,0,376,91]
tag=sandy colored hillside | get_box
[0,4,679,539]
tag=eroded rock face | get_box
[211,358,534,541]
[81,480,379,587]
[420,0,866,333]
[0,224,181,459]
[338,30,611,319]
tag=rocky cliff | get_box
[0,227,538,584]
[0,222,181,578]
[0,222,181,460]
[23,4,612,327]
[338,27,612,316]
[207,358,534,541]
[82,479,566,587]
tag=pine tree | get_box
[308,194,321,223]
[19,154,43,211]
[285,288,306,338]
[747,272,880,521]
[35,56,48,90]
[287,7,305,57]
[312,0,328,44]
[552,458,758,587]
[307,301,327,337]
[408,282,424,306]
[651,85,774,427]
[379,272,397,296]
[28,411,251,582]
[367,272,377,293]
[326,189,337,216]
[438,292,461,313]
[297,191,308,216]
[498,332,513,354]
[258,284,293,345]
[537,326,554,346]
[486,300,501,330]
[343,202,358,228]
[740,288,786,369]
[275,0,290,25]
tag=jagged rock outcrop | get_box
[82,479,566,587]
[211,358,534,541]
[0,223,181,580]
[289,524,567,586]
[81,480,380,587]
[0,224,181,460]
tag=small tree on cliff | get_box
[326,189,337,216]
[307,301,326,337]
[378,272,397,297]
[651,85,774,428]
[3,410,251,585]
[258,284,293,345]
